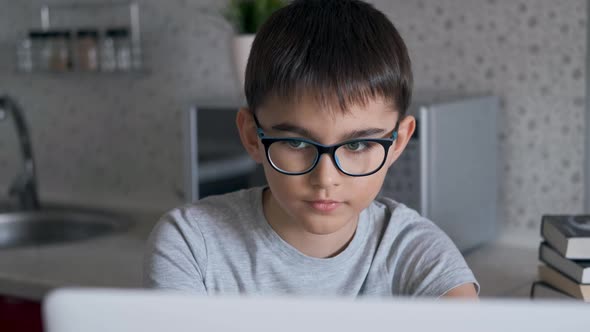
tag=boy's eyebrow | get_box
[271,123,387,142]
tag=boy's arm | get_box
[442,283,479,299]
[143,209,208,294]
[389,215,480,297]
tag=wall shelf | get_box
[16,2,145,74]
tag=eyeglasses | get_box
[252,113,399,177]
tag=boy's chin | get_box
[297,213,356,236]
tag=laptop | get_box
[43,287,589,332]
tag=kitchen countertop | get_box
[465,242,538,298]
[0,210,162,301]
[0,211,540,301]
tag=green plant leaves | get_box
[225,0,285,34]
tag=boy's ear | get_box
[387,114,416,167]
[236,107,264,164]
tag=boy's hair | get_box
[244,0,413,116]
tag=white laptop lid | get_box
[44,288,589,332]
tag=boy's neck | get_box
[262,188,359,259]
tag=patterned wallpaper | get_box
[377,0,587,231]
[0,0,586,233]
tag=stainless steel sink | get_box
[0,208,132,249]
[1,96,133,249]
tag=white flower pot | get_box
[231,34,255,103]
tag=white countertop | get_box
[0,214,540,301]
[465,242,538,298]
[0,210,160,301]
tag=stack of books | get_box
[531,215,590,301]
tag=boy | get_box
[144,0,479,298]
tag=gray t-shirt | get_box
[144,187,479,297]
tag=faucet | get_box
[0,95,40,211]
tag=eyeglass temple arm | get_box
[251,112,265,138]
[391,120,400,140]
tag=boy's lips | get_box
[306,200,342,212]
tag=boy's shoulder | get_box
[369,195,427,226]
[368,196,449,243]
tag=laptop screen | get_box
[44,288,589,332]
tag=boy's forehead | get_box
[259,94,396,121]
[256,94,398,143]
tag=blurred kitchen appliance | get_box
[380,94,499,252]
[184,106,261,202]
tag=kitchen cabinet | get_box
[0,294,43,332]
[183,106,264,202]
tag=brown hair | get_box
[244,0,413,116]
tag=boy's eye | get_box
[344,141,368,151]
[286,140,309,149]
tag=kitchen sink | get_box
[0,96,133,250]
[0,208,132,249]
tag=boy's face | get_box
[237,95,415,236]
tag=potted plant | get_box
[224,0,286,96]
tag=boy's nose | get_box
[308,154,341,188]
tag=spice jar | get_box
[50,31,71,72]
[76,29,99,71]
[16,34,34,72]
[32,31,52,71]
[100,30,116,72]
[106,28,132,71]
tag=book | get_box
[539,242,590,284]
[530,281,575,300]
[537,265,590,301]
[541,215,590,259]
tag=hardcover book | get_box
[537,265,590,301]
[530,281,575,300]
[541,215,590,259]
[539,242,590,284]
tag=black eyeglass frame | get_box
[252,113,399,177]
